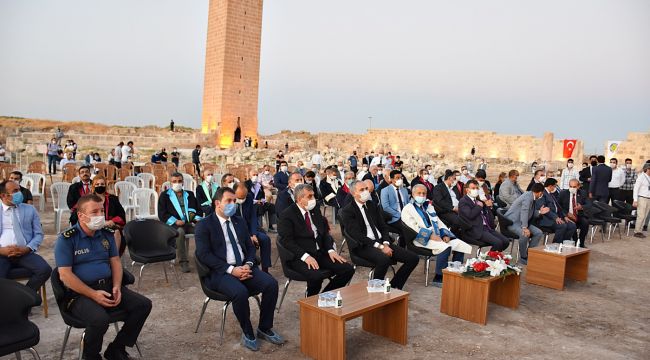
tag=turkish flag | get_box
[563,139,577,158]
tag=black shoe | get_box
[104,343,130,360]
[180,262,191,273]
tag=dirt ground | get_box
[17,189,650,360]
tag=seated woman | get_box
[401,184,472,287]
[91,175,127,255]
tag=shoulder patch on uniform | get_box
[102,227,115,233]
[62,227,78,238]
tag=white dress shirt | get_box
[633,173,650,201]
[447,185,459,207]
[609,167,626,188]
[355,201,388,249]
[216,214,244,275]
[0,203,16,247]
[298,206,334,261]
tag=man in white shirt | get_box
[459,165,474,184]
[121,141,133,164]
[560,158,579,190]
[632,163,650,238]
[608,158,626,204]
[114,142,123,168]
[310,151,322,170]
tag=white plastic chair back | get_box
[20,177,34,192]
[161,181,172,191]
[182,173,197,193]
[72,176,81,183]
[213,173,223,187]
[137,173,155,190]
[25,173,47,210]
[125,176,144,188]
[132,188,158,219]
[51,182,71,234]
[114,181,137,208]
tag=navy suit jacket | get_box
[458,195,493,241]
[235,193,259,236]
[558,189,588,216]
[273,171,290,191]
[275,188,294,216]
[589,164,612,197]
[195,213,257,282]
[535,190,566,227]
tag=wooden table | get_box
[526,246,590,290]
[440,270,520,325]
[298,282,409,360]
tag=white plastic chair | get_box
[182,173,197,193]
[161,181,172,192]
[71,176,81,184]
[25,173,47,211]
[137,173,155,190]
[114,181,138,221]
[51,182,71,234]
[132,188,159,220]
[125,175,144,188]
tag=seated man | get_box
[234,183,272,272]
[273,161,290,191]
[459,165,473,183]
[0,181,51,291]
[304,171,323,207]
[362,165,383,189]
[410,168,435,201]
[158,172,203,273]
[220,173,236,189]
[275,172,304,216]
[195,168,219,215]
[258,165,276,193]
[535,178,577,243]
[499,170,524,208]
[245,169,276,232]
[526,169,546,191]
[55,194,152,360]
[67,165,94,224]
[380,170,411,245]
[504,183,545,264]
[278,184,354,296]
[339,180,419,290]
[8,171,34,205]
[195,187,283,351]
[377,168,392,195]
[458,180,510,251]
[338,171,356,208]
[402,184,472,287]
[432,170,465,234]
[319,166,343,210]
[559,179,589,247]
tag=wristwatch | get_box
[245,261,254,269]
[379,244,385,250]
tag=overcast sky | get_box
[1,0,649,153]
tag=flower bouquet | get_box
[462,251,521,278]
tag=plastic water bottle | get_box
[335,291,342,308]
[384,277,391,294]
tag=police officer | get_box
[55,194,152,360]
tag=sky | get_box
[1,0,649,153]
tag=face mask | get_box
[610,163,616,168]
[307,198,317,210]
[360,190,371,202]
[205,175,213,183]
[226,182,235,189]
[394,179,403,187]
[329,175,337,181]
[591,161,597,166]
[625,164,632,169]
[346,180,354,187]
[311,168,317,173]
[567,163,574,168]
[569,187,578,195]
[264,170,270,175]
[51,141,56,144]
[172,183,183,192]
[422,174,429,179]
[539,176,546,183]
[235,198,245,204]
[362,167,368,172]
[478,181,485,187]
[462,170,468,175]
[280,166,288,172]
[11,191,24,205]
[223,203,237,217]
[414,196,427,205]
[94,186,106,194]
[251,176,258,182]
[291,181,304,190]
[452,180,459,187]
[86,215,106,231]
[468,189,479,198]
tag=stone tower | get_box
[201,0,263,149]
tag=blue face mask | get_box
[12,191,24,205]
[223,203,237,217]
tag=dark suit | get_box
[274,188,294,216]
[589,164,612,202]
[236,193,272,270]
[195,213,278,338]
[246,180,276,229]
[319,179,342,208]
[195,182,219,215]
[458,195,509,250]
[158,189,203,264]
[536,190,577,242]
[191,149,201,175]
[579,166,593,191]
[410,176,434,200]
[339,201,418,289]
[66,181,93,223]
[559,189,589,246]
[363,172,383,189]
[362,156,373,165]
[278,204,354,296]
[273,171,290,192]
[432,182,465,234]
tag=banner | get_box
[606,140,622,159]
[562,139,577,158]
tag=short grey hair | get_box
[349,180,363,194]
[412,184,427,194]
[294,184,314,200]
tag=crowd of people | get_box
[1,141,649,358]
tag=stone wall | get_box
[606,130,650,167]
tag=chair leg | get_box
[626,221,632,236]
[220,302,231,345]
[544,233,549,246]
[162,262,169,283]
[15,351,22,360]
[59,325,72,360]
[78,331,86,360]
[40,284,48,318]
[425,257,431,287]
[170,261,182,289]
[590,226,596,243]
[134,341,143,358]
[137,264,147,290]
[26,348,41,360]
[338,239,347,255]
[607,224,612,240]
[194,297,211,333]
[276,279,291,312]
[368,268,375,280]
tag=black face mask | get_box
[590,161,598,166]
[94,186,106,194]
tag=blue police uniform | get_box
[54,223,152,360]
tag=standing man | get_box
[632,163,650,238]
[192,145,202,177]
[310,151,323,171]
[195,187,284,351]
[0,181,51,291]
[273,161,290,192]
[620,158,637,205]
[170,147,180,168]
[55,194,152,360]
[607,158,626,204]
[120,141,133,165]
[170,119,175,132]
[559,159,579,190]
[589,155,612,202]
[67,166,94,224]
[55,127,65,145]
[113,142,123,169]
[47,138,61,175]
[348,151,358,174]
[579,155,598,191]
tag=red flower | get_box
[487,251,503,259]
[472,262,489,272]
[504,258,510,265]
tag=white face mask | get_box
[468,189,479,198]
[362,167,368,172]
[568,187,578,195]
[205,175,213,183]
[625,164,632,169]
[235,198,245,204]
[360,190,371,202]
[414,196,427,205]
[172,183,183,192]
[462,170,468,175]
[86,215,106,231]
[227,182,235,189]
[394,179,403,187]
[251,176,258,182]
[280,166,288,172]
[610,163,617,168]
[263,170,270,175]
[307,198,317,210]
[539,176,546,183]
[567,163,574,168]
[478,181,485,187]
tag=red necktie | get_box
[83,183,89,194]
[572,194,578,219]
[304,212,314,238]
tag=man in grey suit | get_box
[589,155,612,202]
[504,183,546,265]
[499,170,524,208]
